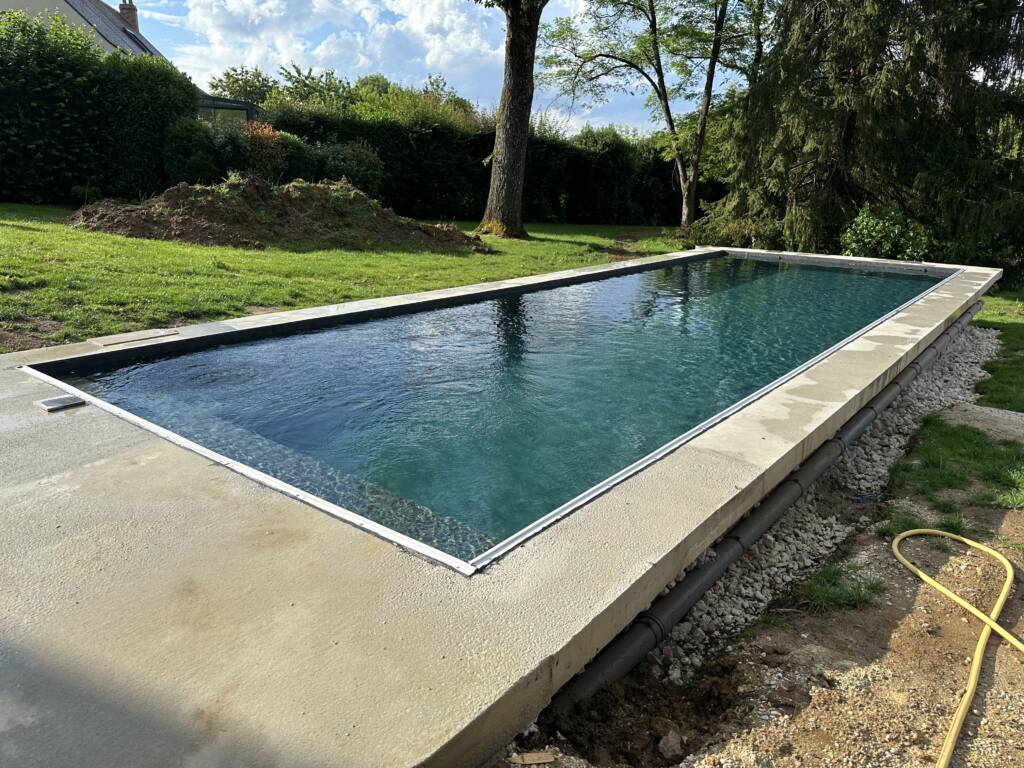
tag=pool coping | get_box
[17,248,962,576]
[0,248,1002,768]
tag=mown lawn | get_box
[975,287,1024,413]
[889,415,1024,514]
[0,204,681,353]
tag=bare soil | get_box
[68,175,491,253]
[0,318,63,352]
[509,409,1024,768]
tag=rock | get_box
[659,729,687,761]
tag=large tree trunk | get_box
[477,2,545,238]
[750,0,764,86]
[685,0,729,227]
[672,151,690,229]
[647,0,689,231]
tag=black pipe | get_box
[550,301,983,713]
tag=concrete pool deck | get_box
[0,248,1000,767]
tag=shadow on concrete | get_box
[0,641,319,768]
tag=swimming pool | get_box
[30,252,952,572]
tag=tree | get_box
[476,0,551,238]
[540,0,733,228]
[722,0,778,89]
[277,63,351,109]
[423,73,478,119]
[208,66,278,106]
[721,0,1024,277]
[684,0,729,225]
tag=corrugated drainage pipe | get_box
[549,300,983,714]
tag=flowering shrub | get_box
[243,121,287,182]
[841,206,929,262]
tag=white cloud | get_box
[128,0,660,130]
[159,0,505,97]
[138,9,188,26]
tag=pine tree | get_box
[720,0,1024,275]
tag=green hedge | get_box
[264,101,687,224]
[0,12,197,203]
[100,52,198,198]
[0,12,704,225]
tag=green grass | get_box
[993,532,1024,554]
[873,509,989,550]
[889,415,1024,514]
[791,562,887,614]
[874,510,929,539]
[975,288,1024,412]
[0,204,682,352]
[936,512,971,537]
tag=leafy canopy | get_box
[715,0,1024,278]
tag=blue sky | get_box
[120,0,665,131]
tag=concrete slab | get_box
[0,249,1000,767]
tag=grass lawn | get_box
[0,203,682,353]
[975,287,1024,412]
[889,415,1024,514]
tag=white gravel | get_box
[646,325,1000,686]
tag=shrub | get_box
[267,96,682,223]
[0,12,197,202]
[69,182,103,204]
[164,117,219,184]
[263,99,349,144]
[841,206,929,262]
[279,130,317,181]
[0,12,104,202]
[316,139,386,197]
[243,121,287,182]
[99,52,198,198]
[211,120,248,175]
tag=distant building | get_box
[5,0,257,121]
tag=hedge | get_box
[0,12,104,202]
[1,12,712,225]
[264,101,689,225]
[0,12,197,203]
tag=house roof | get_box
[58,0,256,117]
[65,0,165,58]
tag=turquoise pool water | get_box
[64,257,940,561]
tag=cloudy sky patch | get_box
[123,0,663,130]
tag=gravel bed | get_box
[645,325,1000,687]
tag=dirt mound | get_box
[68,174,490,253]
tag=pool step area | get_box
[132,392,497,560]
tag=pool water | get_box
[64,257,940,561]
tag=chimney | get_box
[119,0,139,32]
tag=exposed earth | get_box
[68,174,491,252]
[505,328,1024,768]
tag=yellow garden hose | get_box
[892,529,1024,768]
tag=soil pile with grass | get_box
[69,174,490,252]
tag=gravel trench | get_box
[646,325,1000,688]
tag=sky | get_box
[121,0,665,131]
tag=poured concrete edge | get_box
[0,252,1001,768]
